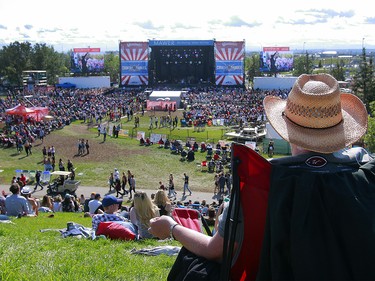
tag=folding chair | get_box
[221,142,271,281]
[201,160,208,172]
[40,171,51,185]
[172,208,212,236]
[221,142,375,280]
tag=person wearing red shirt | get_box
[19,173,27,187]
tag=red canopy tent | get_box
[5,104,49,122]
[29,106,49,122]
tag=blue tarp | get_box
[56,82,76,89]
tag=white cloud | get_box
[0,0,374,51]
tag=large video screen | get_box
[71,48,104,73]
[260,47,293,73]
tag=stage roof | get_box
[149,91,182,98]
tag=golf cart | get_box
[46,171,80,197]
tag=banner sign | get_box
[215,41,245,86]
[137,131,145,140]
[146,100,177,111]
[73,48,101,53]
[120,42,149,86]
[149,40,214,47]
[150,133,167,143]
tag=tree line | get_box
[0,41,119,87]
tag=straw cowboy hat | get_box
[263,74,368,153]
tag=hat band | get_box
[286,100,342,128]
[282,111,343,130]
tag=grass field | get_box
[0,111,268,193]
[0,212,178,281]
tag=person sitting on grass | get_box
[19,173,27,187]
[129,191,160,239]
[153,190,172,216]
[62,194,75,212]
[39,195,53,213]
[91,195,127,232]
[158,137,164,148]
[88,193,104,215]
[145,137,152,146]
[164,139,170,149]
[21,187,39,216]
[5,183,32,217]
[53,194,63,212]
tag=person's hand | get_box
[148,215,176,239]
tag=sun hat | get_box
[21,186,32,195]
[102,195,122,207]
[263,74,368,153]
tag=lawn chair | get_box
[221,142,375,281]
[220,142,271,281]
[40,171,51,185]
[172,208,212,236]
[201,160,208,172]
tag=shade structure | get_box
[5,104,49,122]
[29,107,49,122]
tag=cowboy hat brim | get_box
[263,93,368,153]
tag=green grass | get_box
[0,213,178,280]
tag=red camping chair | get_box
[221,143,375,280]
[172,208,212,236]
[220,142,271,281]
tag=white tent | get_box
[148,91,182,104]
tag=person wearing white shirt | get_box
[88,193,103,214]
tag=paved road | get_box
[0,184,225,205]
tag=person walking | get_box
[168,173,177,199]
[58,159,65,171]
[33,170,44,191]
[101,125,107,142]
[24,139,31,156]
[113,168,123,197]
[121,172,128,196]
[129,174,136,199]
[85,140,90,155]
[108,172,114,192]
[183,173,192,196]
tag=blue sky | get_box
[0,0,374,52]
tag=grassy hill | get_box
[0,111,243,193]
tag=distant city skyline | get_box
[1,0,374,53]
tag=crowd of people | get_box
[1,84,268,222]
[0,182,81,216]
[0,87,146,150]
[0,84,289,152]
